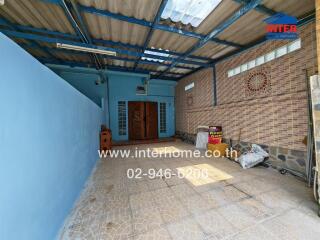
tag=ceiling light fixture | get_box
[56,43,116,56]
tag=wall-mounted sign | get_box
[264,13,298,40]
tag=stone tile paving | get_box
[59,141,319,240]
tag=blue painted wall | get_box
[54,68,106,107]
[53,68,177,141]
[0,33,103,240]
[107,72,176,141]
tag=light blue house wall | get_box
[0,33,103,240]
[52,68,105,107]
[55,68,177,141]
[107,71,176,141]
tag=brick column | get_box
[316,0,320,73]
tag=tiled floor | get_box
[59,141,320,240]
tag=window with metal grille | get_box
[118,101,126,136]
[160,102,166,133]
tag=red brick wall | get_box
[175,22,317,151]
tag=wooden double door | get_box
[128,101,158,140]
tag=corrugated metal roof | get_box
[0,0,315,79]
[149,29,198,53]
[27,48,49,58]
[217,0,315,45]
[217,10,268,45]
[263,0,315,18]
[78,0,162,22]
[51,52,90,63]
[193,42,236,59]
[82,13,149,46]
[137,64,191,75]
[0,0,74,34]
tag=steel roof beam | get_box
[59,0,103,70]
[77,4,243,48]
[67,0,105,69]
[0,19,81,40]
[39,57,181,80]
[179,11,316,80]
[21,43,195,70]
[0,29,210,67]
[93,38,211,61]
[0,18,210,62]
[232,0,277,16]
[177,66,203,80]
[213,10,315,63]
[0,18,62,64]
[39,0,242,48]
[134,0,168,69]
[41,0,61,4]
[157,0,262,78]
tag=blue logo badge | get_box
[264,13,298,40]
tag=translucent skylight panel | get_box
[142,48,170,62]
[161,0,222,27]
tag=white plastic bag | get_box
[238,144,269,169]
[238,153,265,169]
[195,132,208,149]
[251,144,269,157]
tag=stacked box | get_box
[208,126,222,144]
[207,143,228,157]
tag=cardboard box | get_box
[207,143,228,157]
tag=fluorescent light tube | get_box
[56,43,116,56]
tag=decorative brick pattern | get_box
[175,22,317,153]
[245,68,271,97]
[176,68,213,135]
[175,22,317,174]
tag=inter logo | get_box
[264,13,298,40]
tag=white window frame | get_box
[227,38,301,78]
[185,82,194,91]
